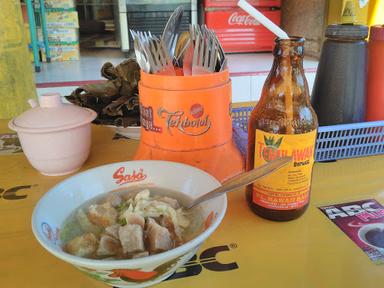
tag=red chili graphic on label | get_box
[113,168,147,185]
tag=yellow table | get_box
[1,120,384,288]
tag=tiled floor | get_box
[35,49,126,84]
[35,48,319,103]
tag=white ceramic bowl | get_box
[13,123,93,176]
[8,93,97,176]
[32,160,226,288]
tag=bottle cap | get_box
[325,24,368,40]
[370,25,384,41]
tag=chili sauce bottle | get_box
[246,37,318,221]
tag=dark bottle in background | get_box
[311,24,368,126]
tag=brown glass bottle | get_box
[246,37,318,221]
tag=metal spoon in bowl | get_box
[185,156,292,209]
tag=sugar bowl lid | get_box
[9,93,97,133]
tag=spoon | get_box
[182,26,195,76]
[185,156,292,209]
[174,31,191,67]
[161,5,184,59]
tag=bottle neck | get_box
[253,37,317,135]
[259,37,311,123]
[272,37,305,74]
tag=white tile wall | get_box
[230,76,252,103]
[231,71,317,103]
[37,72,317,104]
[306,72,316,97]
[34,51,318,103]
[250,74,268,102]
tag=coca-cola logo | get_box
[113,167,147,185]
[228,12,260,26]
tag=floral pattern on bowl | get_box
[76,250,195,287]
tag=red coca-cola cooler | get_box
[203,0,281,53]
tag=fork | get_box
[138,31,176,75]
[191,25,218,75]
[201,25,227,72]
[136,31,157,73]
[130,30,150,73]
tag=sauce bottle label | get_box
[252,129,317,210]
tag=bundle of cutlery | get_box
[130,6,227,76]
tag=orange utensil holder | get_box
[133,70,244,182]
